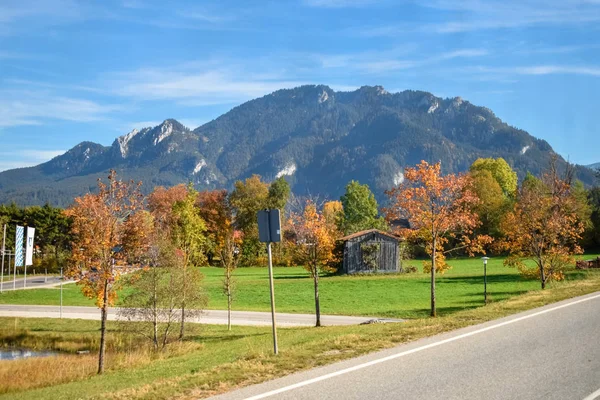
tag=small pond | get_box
[0,348,58,361]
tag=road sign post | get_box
[258,209,281,355]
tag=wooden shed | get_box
[338,229,401,274]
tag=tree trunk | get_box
[539,259,546,290]
[179,263,187,340]
[431,237,437,317]
[98,278,109,374]
[313,267,321,327]
[152,269,158,351]
[179,304,185,340]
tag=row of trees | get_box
[19,156,600,371]
[65,172,390,372]
[387,157,593,316]
[0,203,72,272]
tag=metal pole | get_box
[13,252,16,290]
[60,266,63,319]
[267,242,278,355]
[484,261,487,304]
[1,224,6,293]
[24,257,27,288]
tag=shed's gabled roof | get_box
[338,229,400,242]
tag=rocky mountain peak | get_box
[0,86,595,207]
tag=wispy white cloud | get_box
[334,48,487,73]
[109,67,306,105]
[0,0,243,36]
[0,149,65,172]
[176,7,236,24]
[0,0,88,36]
[122,121,161,132]
[515,65,600,76]
[0,90,120,127]
[179,119,207,129]
[472,65,600,77]
[514,44,599,55]
[303,0,382,7]
[359,0,600,35]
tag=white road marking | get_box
[243,292,600,400]
[583,387,600,400]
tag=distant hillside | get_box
[0,85,596,207]
[588,163,600,170]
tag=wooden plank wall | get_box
[343,231,399,274]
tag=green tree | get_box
[119,233,207,350]
[171,184,207,339]
[470,170,510,239]
[267,177,291,210]
[267,177,290,265]
[339,180,386,235]
[587,187,600,248]
[229,175,269,265]
[470,158,518,196]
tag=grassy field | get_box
[0,255,598,319]
[1,271,600,400]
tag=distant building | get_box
[338,229,402,274]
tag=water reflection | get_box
[0,348,57,361]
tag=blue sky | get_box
[1,0,600,171]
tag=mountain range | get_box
[0,85,596,207]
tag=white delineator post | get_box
[0,224,6,293]
[482,257,490,304]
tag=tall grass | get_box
[0,320,202,395]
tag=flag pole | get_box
[0,224,6,293]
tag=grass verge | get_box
[1,270,599,400]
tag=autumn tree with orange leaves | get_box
[65,170,145,374]
[500,160,588,289]
[386,161,490,317]
[287,200,339,326]
[197,189,242,330]
[147,184,188,232]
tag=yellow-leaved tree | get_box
[287,200,339,326]
[500,160,588,289]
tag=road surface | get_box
[0,276,67,291]
[0,304,392,327]
[211,291,600,400]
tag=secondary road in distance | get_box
[0,276,66,291]
[0,304,392,327]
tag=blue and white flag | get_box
[25,227,35,266]
[15,225,24,267]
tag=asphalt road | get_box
[211,291,600,400]
[0,304,387,327]
[0,275,65,291]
